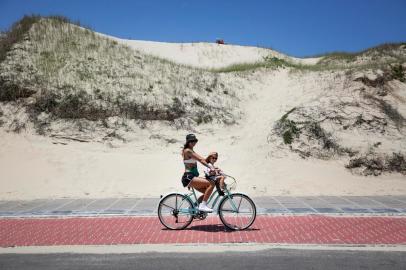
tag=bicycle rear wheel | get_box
[158,193,194,230]
[218,193,256,230]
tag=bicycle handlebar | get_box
[221,173,236,181]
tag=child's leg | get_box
[214,177,224,196]
[219,176,225,189]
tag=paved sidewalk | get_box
[0,196,405,217]
[1,196,405,247]
[1,215,405,247]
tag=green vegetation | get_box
[274,107,345,158]
[0,15,88,64]
[316,43,406,69]
[391,64,405,82]
[212,56,302,73]
[274,108,300,144]
[0,15,239,128]
[212,62,266,73]
[212,42,406,74]
[32,88,188,121]
[0,79,36,101]
[0,15,93,101]
[346,152,406,176]
[362,92,405,130]
[0,15,40,63]
[306,121,339,151]
[307,42,406,59]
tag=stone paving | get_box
[0,196,405,217]
[1,215,406,247]
[1,196,405,247]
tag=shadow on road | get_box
[185,223,259,232]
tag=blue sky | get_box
[0,0,405,57]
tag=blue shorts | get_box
[205,175,220,182]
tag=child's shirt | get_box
[204,163,216,177]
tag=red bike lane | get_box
[1,215,405,247]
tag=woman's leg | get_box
[192,183,207,203]
[197,195,204,203]
[194,187,205,203]
[190,177,215,202]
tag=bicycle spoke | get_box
[237,196,243,211]
[160,203,175,210]
[219,194,256,230]
[158,193,194,230]
[220,209,236,212]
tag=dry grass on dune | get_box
[0,16,241,136]
[0,15,405,177]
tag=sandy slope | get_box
[0,25,404,200]
[100,34,320,68]
[198,69,406,197]
[1,68,405,200]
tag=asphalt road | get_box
[1,249,405,270]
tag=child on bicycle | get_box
[204,152,226,196]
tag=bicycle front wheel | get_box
[218,193,256,230]
[158,193,194,230]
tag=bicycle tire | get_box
[158,193,194,230]
[218,193,256,230]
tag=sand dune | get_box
[101,35,320,68]
[1,68,405,200]
[0,18,405,200]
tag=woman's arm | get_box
[190,151,211,168]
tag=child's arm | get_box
[214,167,223,175]
[205,163,216,176]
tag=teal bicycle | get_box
[158,174,256,230]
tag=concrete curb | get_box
[1,243,406,254]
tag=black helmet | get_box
[186,133,198,142]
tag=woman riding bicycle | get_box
[181,134,215,213]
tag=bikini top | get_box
[183,158,197,165]
[183,150,197,166]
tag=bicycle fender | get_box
[217,192,255,214]
[157,192,194,211]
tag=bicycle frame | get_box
[177,180,240,216]
[158,174,256,231]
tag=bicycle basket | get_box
[225,175,237,191]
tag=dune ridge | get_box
[0,16,405,200]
